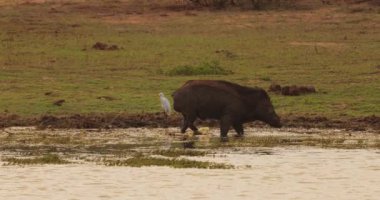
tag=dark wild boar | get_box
[172,80,281,141]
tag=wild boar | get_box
[172,80,281,141]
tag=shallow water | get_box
[0,128,380,200]
[1,147,379,200]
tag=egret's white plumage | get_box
[159,92,171,115]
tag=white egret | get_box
[159,92,171,116]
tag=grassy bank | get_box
[0,0,379,118]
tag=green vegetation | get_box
[198,135,380,149]
[3,154,70,165]
[0,0,379,117]
[104,156,233,169]
[151,148,207,157]
[166,61,233,76]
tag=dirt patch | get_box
[53,99,65,106]
[282,115,380,131]
[44,91,53,96]
[289,41,344,48]
[269,84,316,96]
[92,42,119,51]
[101,11,189,25]
[96,96,118,101]
[0,114,37,128]
[37,113,181,129]
[0,0,47,5]
[215,49,237,59]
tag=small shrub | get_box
[167,61,233,76]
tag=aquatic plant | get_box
[3,154,70,165]
[104,156,233,169]
[150,149,207,157]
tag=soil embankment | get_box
[0,113,379,132]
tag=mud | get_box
[44,91,53,96]
[52,99,65,106]
[269,84,316,96]
[0,126,379,158]
[96,96,118,101]
[37,113,181,129]
[92,42,119,51]
[0,114,37,127]
[0,113,379,132]
[215,49,237,59]
[282,115,380,131]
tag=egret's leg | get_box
[233,123,244,137]
[162,110,168,119]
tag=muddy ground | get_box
[1,126,379,161]
[0,113,379,133]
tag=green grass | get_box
[104,156,233,169]
[197,135,380,149]
[166,61,233,76]
[0,0,379,117]
[3,154,70,165]
[150,149,207,157]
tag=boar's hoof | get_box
[193,130,202,135]
[183,141,195,149]
[234,134,244,139]
[220,137,229,142]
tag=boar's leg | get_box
[180,114,199,134]
[233,123,244,137]
[220,115,232,141]
[181,118,189,133]
[180,116,188,133]
[187,115,199,134]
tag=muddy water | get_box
[0,148,379,199]
[0,127,379,199]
